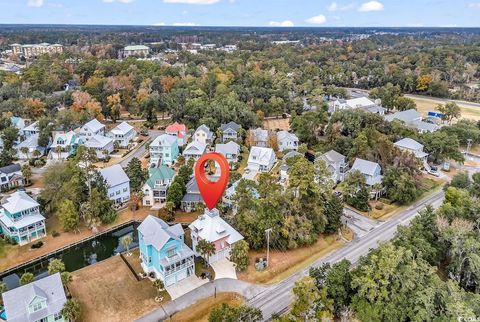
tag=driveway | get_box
[211,258,237,280]
[242,169,258,181]
[343,208,381,238]
[165,275,208,300]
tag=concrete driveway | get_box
[242,169,258,181]
[211,258,237,280]
[165,275,208,300]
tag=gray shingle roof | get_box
[137,215,184,251]
[351,158,380,177]
[0,164,21,175]
[220,122,241,132]
[99,164,129,188]
[322,150,346,164]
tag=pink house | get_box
[189,208,244,264]
[165,122,187,146]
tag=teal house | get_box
[138,215,195,286]
[0,191,46,245]
[149,134,179,167]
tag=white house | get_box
[183,141,207,161]
[99,164,130,205]
[142,166,176,207]
[220,121,241,143]
[80,118,105,142]
[49,131,81,160]
[1,273,67,322]
[0,164,25,191]
[329,97,385,115]
[249,128,269,147]
[277,131,299,151]
[385,109,439,133]
[247,146,277,172]
[318,150,348,183]
[20,121,39,138]
[394,138,429,161]
[350,158,383,187]
[215,141,241,164]
[84,134,114,159]
[15,134,45,160]
[107,121,137,148]
[189,208,244,264]
[193,124,215,145]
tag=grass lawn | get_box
[411,96,480,121]
[237,151,250,174]
[69,255,170,322]
[194,258,216,280]
[170,292,244,322]
[174,210,200,223]
[237,234,344,284]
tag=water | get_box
[1,221,139,290]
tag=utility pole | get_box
[265,228,272,267]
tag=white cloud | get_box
[327,2,338,11]
[327,2,355,12]
[164,0,220,4]
[269,20,294,27]
[27,0,43,7]
[467,2,480,8]
[173,22,198,26]
[305,14,327,24]
[358,1,384,12]
[440,24,458,27]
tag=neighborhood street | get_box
[136,189,445,321]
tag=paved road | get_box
[249,189,445,320]
[343,208,380,238]
[119,130,163,167]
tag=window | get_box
[32,302,43,312]
[123,187,127,192]
[35,318,47,322]
[54,312,63,321]
[116,190,120,195]
[167,248,176,258]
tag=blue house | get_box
[0,191,46,245]
[149,134,180,167]
[137,215,195,286]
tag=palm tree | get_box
[152,279,165,298]
[32,149,42,159]
[21,164,32,185]
[121,235,133,256]
[196,239,216,268]
[61,298,81,322]
[20,146,30,160]
[55,145,63,159]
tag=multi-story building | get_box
[79,119,105,142]
[142,166,176,207]
[123,45,150,58]
[107,121,137,148]
[99,165,130,205]
[10,43,63,58]
[0,191,46,245]
[150,134,179,167]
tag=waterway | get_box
[1,221,140,290]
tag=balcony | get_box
[164,260,194,276]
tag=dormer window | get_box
[167,248,176,258]
[31,301,43,312]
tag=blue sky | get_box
[0,0,479,27]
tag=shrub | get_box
[52,231,60,237]
[375,203,384,210]
[31,241,44,249]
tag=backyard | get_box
[69,254,169,322]
[410,95,480,122]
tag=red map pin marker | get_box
[195,152,230,210]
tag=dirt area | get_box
[263,117,290,131]
[29,174,44,189]
[0,207,152,272]
[174,210,200,223]
[171,292,244,322]
[411,96,480,121]
[237,234,344,284]
[69,255,169,322]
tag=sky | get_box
[0,0,479,27]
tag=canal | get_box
[0,221,140,290]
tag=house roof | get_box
[138,215,185,252]
[22,121,39,132]
[145,166,176,188]
[251,128,268,142]
[321,150,346,164]
[165,122,187,138]
[185,177,199,193]
[215,141,240,156]
[83,119,105,133]
[346,97,376,108]
[184,141,207,156]
[1,191,39,214]
[277,131,298,143]
[99,164,129,188]
[385,109,422,123]
[110,122,134,135]
[248,146,276,166]
[0,164,21,175]
[283,151,302,160]
[188,208,243,245]
[351,158,381,177]
[220,121,241,132]
[413,120,439,132]
[0,211,45,230]
[51,131,78,148]
[16,134,41,150]
[124,45,150,51]
[195,124,214,139]
[151,134,177,147]
[84,134,113,149]
[2,273,66,322]
[225,180,259,199]
[394,138,424,151]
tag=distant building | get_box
[1,273,67,322]
[0,191,46,244]
[394,138,429,163]
[15,134,46,160]
[150,134,179,166]
[247,146,277,173]
[193,124,215,145]
[123,45,150,58]
[107,121,137,148]
[329,97,385,115]
[215,141,241,165]
[385,109,439,133]
[80,119,105,142]
[100,164,130,205]
[10,43,63,58]
[20,121,40,139]
[0,164,25,191]
[165,122,187,147]
[142,166,176,207]
[349,158,383,187]
[138,215,194,286]
[276,131,299,151]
